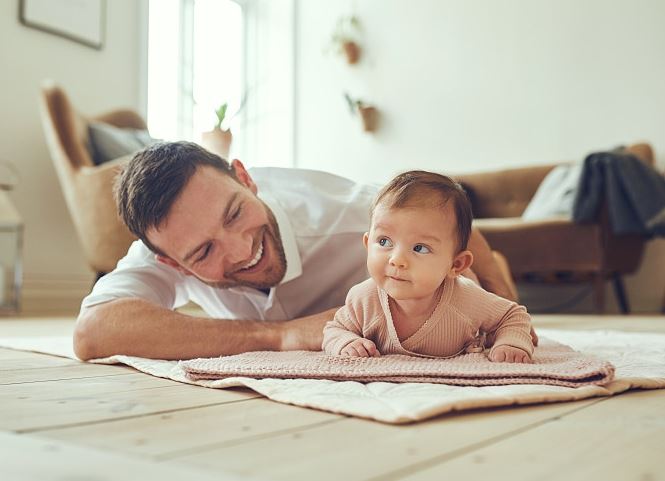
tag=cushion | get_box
[87,121,159,165]
[522,163,583,220]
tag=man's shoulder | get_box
[253,167,377,237]
[447,276,514,316]
[117,240,161,267]
[250,167,358,188]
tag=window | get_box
[147,0,245,154]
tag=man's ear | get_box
[231,159,257,194]
[155,255,195,276]
[449,250,474,278]
[362,232,369,250]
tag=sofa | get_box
[455,143,654,313]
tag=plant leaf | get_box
[214,103,228,129]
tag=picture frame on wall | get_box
[19,0,106,50]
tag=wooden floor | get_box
[0,314,664,481]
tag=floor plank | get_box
[0,373,260,432]
[0,363,134,385]
[0,355,83,371]
[0,318,75,336]
[532,315,665,333]
[1,314,663,481]
[37,397,342,458]
[396,388,665,481]
[0,348,54,361]
[0,431,247,481]
[170,398,602,481]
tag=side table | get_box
[0,190,23,313]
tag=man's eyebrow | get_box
[182,193,240,263]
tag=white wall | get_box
[295,0,665,180]
[290,0,665,312]
[0,0,144,306]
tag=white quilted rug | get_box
[2,329,664,424]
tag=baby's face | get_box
[364,203,459,302]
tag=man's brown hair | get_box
[115,141,235,256]
[371,170,473,252]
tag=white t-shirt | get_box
[81,167,378,321]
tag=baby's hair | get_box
[371,170,473,252]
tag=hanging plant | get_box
[329,15,362,64]
[344,92,379,133]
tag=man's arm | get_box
[468,228,539,346]
[74,298,337,361]
[467,228,517,302]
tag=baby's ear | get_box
[362,232,369,249]
[449,250,474,277]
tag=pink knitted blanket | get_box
[181,338,615,388]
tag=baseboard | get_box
[20,274,94,315]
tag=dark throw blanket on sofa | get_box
[573,150,665,237]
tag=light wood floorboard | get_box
[0,314,663,480]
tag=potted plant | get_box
[201,103,234,159]
[329,15,362,64]
[344,93,379,133]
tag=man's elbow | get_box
[73,308,100,361]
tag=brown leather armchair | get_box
[39,81,138,277]
[456,143,654,314]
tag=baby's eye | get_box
[413,244,431,254]
[378,237,393,247]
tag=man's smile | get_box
[239,238,264,271]
[232,231,268,275]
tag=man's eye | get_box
[413,244,431,254]
[196,244,212,263]
[229,205,242,222]
[378,238,393,247]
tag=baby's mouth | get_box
[388,275,408,282]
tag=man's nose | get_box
[222,232,254,265]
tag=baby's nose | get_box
[389,252,408,268]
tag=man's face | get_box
[146,163,287,290]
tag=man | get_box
[74,142,518,361]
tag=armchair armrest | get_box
[72,155,136,272]
[92,110,148,130]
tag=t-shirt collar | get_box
[258,191,302,284]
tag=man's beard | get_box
[199,205,287,291]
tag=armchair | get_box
[455,143,654,314]
[39,81,138,277]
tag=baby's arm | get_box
[476,295,534,363]
[488,344,531,363]
[340,338,380,357]
[323,304,377,356]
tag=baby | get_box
[322,170,535,363]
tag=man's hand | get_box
[489,345,532,363]
[340,338,380,357]
[279,307,338,351]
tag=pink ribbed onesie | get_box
[323,276,534,359]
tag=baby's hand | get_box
[489,345,532,363]
[340,338,380,357]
